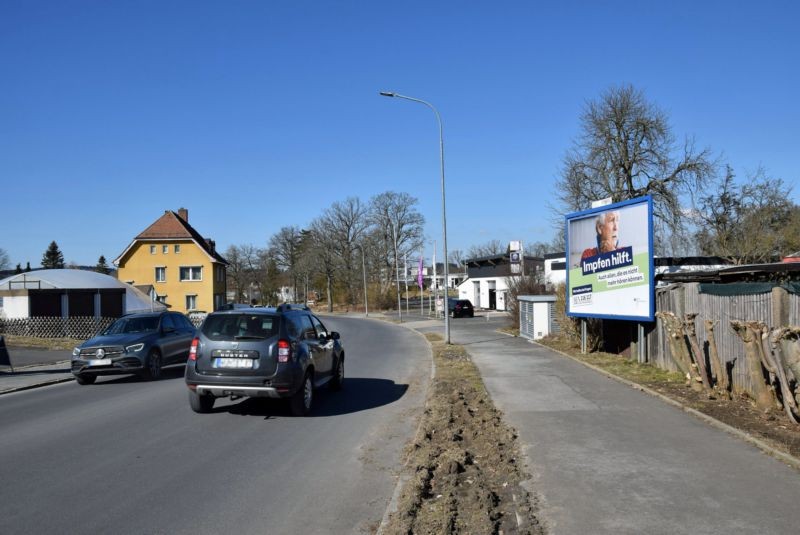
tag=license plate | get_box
[88,358,111,366]
[213,358,254,369]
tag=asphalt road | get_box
[0,316,430,535]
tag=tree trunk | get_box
[657,312,702,391]
[704,319,731,399]
[326,275,333,313]
[764,327,799,424]
[730,321,776,412]
[776,328,800,408]
[683,314,713,394]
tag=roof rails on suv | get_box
[276,303,310,312]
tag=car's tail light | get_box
[189,337,199,360]
[277,339,291,363]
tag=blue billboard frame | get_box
[565,195,655,322]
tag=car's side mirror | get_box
[330,331,340,340]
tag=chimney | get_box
[206,239,216,253]
[178,208,188,222]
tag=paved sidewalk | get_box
[0,363,74,395]
[0,346,74,395]
[403,313,800,535]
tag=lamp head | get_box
[379,91,396,97]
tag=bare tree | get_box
[448,249,466,271]
[269,226,303,301]
[224,245,247,302]
[555,84,716,254]
[327,197,369,305]
[309,216,338,312]
[527,241,552,257]
[694,166,799,263]
[467,240,506,259]
[0,248,10,271]
[257,248,282,306]
[368,192,425,292]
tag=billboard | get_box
[565,196,654,321]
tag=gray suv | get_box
[72,311,196,384]
[185,305,344,415]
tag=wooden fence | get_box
[646,283,798,395]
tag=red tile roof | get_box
[123,210,227,265]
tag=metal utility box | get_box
[519,295,557,340]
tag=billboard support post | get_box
[638,322,646,363]
[581,319,587,354]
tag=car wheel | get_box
[74,373,96,385]
[469,311,474,318]
[330,356,344,391]
[142,349,162,381]
[188,390,215,413]
[290,372,313,416]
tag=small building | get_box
[457,254,544,311]
[0,269,165,319]
[114,208,228,314]
[544,252,566,289]
[518,295,558,340]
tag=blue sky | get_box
[2,0,798,267]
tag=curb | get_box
[376,320,437,535]
[532,339,800,471]
[0,375,75,396]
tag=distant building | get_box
[114,208,228,314]
[0,269,164,319]
[457,254,544,311]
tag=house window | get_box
[186,294,197,311]
[216,265,225,282]
[155,267,166,282]
[162,245,169,254]
[156,295,167,305]
[150,245,156,255]
[174,244,181,254]
[180,266,203,281]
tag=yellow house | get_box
[114,208,228,314]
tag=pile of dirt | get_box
[539,335,800,460]
[382,335,544,535]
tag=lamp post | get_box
[355,244,368,317]
[380,91,451,343]
[390,218,402,323]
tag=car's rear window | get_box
[202,313,278,341]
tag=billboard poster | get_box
[565,196,654,321]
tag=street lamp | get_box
[390,218,402,323]
[380,91,451,343]
[355,244,368,317]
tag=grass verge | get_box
[2,335,81,351]
[381,332,544,534]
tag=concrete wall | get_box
[0,295,29,318]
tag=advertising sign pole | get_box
[581,319,587,354]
